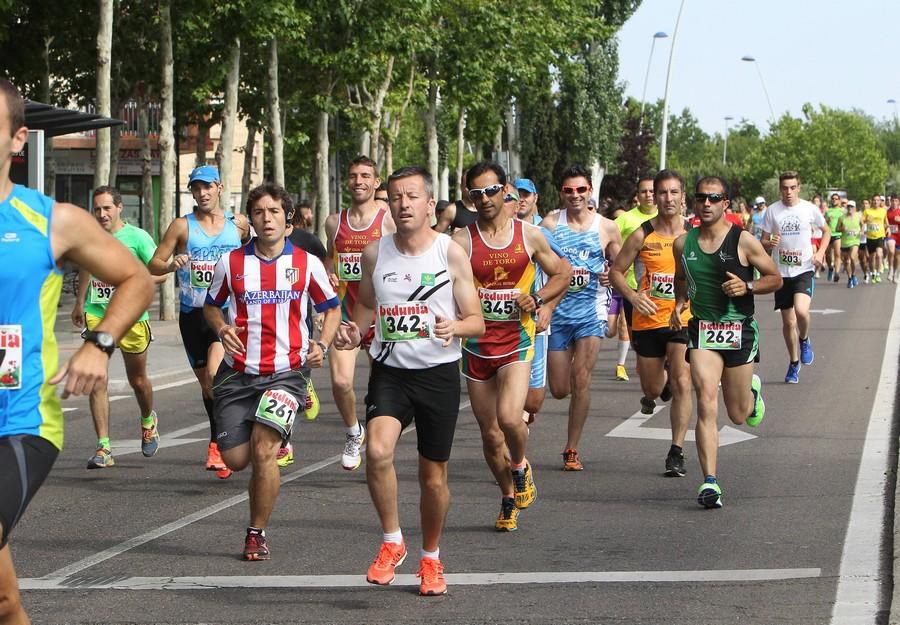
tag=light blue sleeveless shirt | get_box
[551,210,610,326]
[178,211,242,312]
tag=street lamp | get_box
[639,31,668,134]
[723,116,734,165]
[659,0,687,170]
[741,56,776,123]
[888,98,898,125]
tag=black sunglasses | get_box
[694,193,726,203]
[468,184,504,200]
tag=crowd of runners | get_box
[1,76,899,621]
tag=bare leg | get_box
[419,456,450,553]
[365,416,403,533]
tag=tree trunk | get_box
[216,35,240,211]
[358,129,371,158]
[158,0,176,321]
[41,35,55,198]
[195,122,208,166]
[138,98,154,236]
[369,55,393,163]
[455,107,466,199]
[590,162,605,202]
[241,121,256,211]
[439,161,449,202]
[314,109,330,239]
[424,82,439,195]
[506,102,520,178]
[94,0,113,188]
[266,37,284,186]
[492,125,502,159]
[384,137,394,176]
[108,117,121,187]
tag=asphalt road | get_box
[12,277,900,625]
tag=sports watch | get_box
[83,330,115,356]
[531,293,544,308]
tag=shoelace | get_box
[142,425,156,442]
[374,543,401,568]
[512,469,526,491]
[562,450,578,464]
[417,558,443,582]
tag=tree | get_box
[94,0,114,188]
[158,0,176,320]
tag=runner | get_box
[859,198,871,282]
[455,163,569,532]
[433,170,478,234]
[837,201,861,288]
[324,156,395,470]
[750,197,768,240]
[760,171,829,384]
[148,165,250,478]
[671,175,782,508]
[824,193,845,282]
[204,182,340,561]
[71,185,166,468]
[610,169,692,478]
[0,78,153,624]
[861,195,888,284]
[541,165,622,471]
[334,166,483,596]
[887,194,900,282]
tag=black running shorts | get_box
[365,361,461,462]
[631,327,689,359]
[0,435,58,548]
[686,317,760,369]
[178,307,220,369]
[773,271,815,311]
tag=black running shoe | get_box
[659,381,672,403]
[640,396,656,415]
[664,450,686,477]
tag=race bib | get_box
[377,301,432,342]
[650,272,675,300]
[844,231,858,238]
[889,224,899,234]
[337,252,362,282]
[255,388,299,434]
[568,267,590,293]
[190,260,216,289]
[867,223,880,233]
[89,278,115,304]
[698,320,742,351]
[479,288,520,322]
[778,249,802,267]
[0,325,22,390]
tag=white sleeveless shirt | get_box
[369,233,461,369]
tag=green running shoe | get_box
[746,374,765,427]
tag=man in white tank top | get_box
[335,166,483,597]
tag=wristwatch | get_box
[531,293,544,308]
[746,281,754,293]
[83,330,115,356]
[316,340,329,358]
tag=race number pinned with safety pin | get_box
[255,388,300,436]
[337,252,363,281]
[89,278,116,304]
[568,267,590,293]
[190,259,217,288]
[649,272,675,300]
[698,320,742,350]
[376,300,433,342]
[479,288,521,321]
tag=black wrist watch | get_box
[531,293,544,308]
[83,330,115,356]
[316,340,329,358]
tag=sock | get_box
[799,336,808,343]
[97,437,110,450]
[704,475,717,485]
[617,340,630,365]
[203,397,216,440]
[669,444,682,456]
[383,529,403,545]
[790,360,799,367]
[247,526,265,536]
[346,422,362,437]
[141,411,156,428]
[511,459,527,472]
[421,547,440,560]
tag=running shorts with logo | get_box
[212,364,310,450]
[0,186,66,543]
[85,313,152,354]
[365,361,460,462]
[773,271,815,310]
[462,346,533,382]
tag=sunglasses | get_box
[694,193,726,203]
[468,184,504,200]
[562,186,590,195]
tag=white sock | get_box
[421,547,440,560]
[346,422,362,437]
[617,340,630,365]
[383,529,403,545]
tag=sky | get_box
[615,0,900,137]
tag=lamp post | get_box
[639,31,668,134]
[888,98,898,126]
[741,56,776,123]
[659,0,687,170]
[723,116,734,165]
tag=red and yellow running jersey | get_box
[333,207,387,321]
[633,222,691,331]
[463,219,536,358]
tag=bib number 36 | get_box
[255,388,299,435]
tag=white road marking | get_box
[107,367,193,392]
[809,308,844,315]
[830,285,900,623]
[61,375,198,414]
[41,400,471,581]
[112,420,216,457]
[606,407,757,446]
[21,567,822,591]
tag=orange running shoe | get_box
[216,467,233,479]
[206,441,226,471]
[366,541,407,585]
[562,448,583,471]
[417,557,447,596]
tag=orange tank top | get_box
[633,222,691,331]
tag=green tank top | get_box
[83,223,157,321]
[839,214,861,248]
[825,207,844,237]
[615,206,657,289]
[681,225,754,322]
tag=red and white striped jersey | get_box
[206,239,339,375]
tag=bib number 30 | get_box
[255,388,300,436]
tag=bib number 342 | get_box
[698,320,742,350]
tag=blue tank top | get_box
[551,210,610,325]
[178,211,242,311]
[0,185,64,449]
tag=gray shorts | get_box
[212,363,310,451]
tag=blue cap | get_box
[188,165,220,187]
[514,178,537,194]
